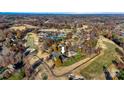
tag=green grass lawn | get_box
[62,52,86,66]
[8,68,25,80]
[27,35,37,49]
[80,41,117,79]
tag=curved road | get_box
[33,36,124,79]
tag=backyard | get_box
[62,52,86,66]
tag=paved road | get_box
[33,36,124,79]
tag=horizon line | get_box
[1,12,124,15]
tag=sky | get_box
[0,0,123,13]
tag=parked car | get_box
[67,74,85,80]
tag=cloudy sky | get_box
[0,0,123,13]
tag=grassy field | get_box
[80,41,117,79]
[26,33,38,49]
[8,68,25,80]
[62,52,86,66]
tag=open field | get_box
[80,41,117,79]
